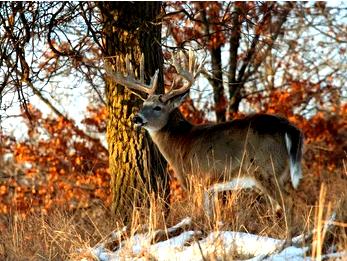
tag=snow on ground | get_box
[81,212,346,261]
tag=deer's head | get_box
[106,50,203,132]
[132,93,188,132]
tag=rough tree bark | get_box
[210,46,226,123]
[98,2,169,219]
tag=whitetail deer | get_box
[106,50,304,242]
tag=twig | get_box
[151,217,192,243]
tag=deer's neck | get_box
[161,108,192,134]
[149,108,193,164]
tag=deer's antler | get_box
[105,53,159,100]
[161,49,204,103]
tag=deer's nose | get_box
[133,115,144,125]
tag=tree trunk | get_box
[199,3,226,122]
[210,46,226,122]
[98,2,169,219]
[228,3,244,115]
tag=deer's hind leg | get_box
[258,168,295,247]
[203,176,281,218]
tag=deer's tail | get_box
[285,128,304,189]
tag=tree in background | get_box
[0,2,169,219]
[97,2,169,217]
[0,105,110,215]
[164,2,293,120]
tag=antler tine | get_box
[125,54,134,78]
[140,53,145,83]
[105,53,159,98]
[189,48,195,74]
[162,49,202,103]
[115,55,121,74]
[148,69,159,95]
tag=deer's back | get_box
[185,114,296,184]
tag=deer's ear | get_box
[166,91,188,110]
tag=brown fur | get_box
[152,109,297,195]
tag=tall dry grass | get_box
[0,204,114,260]
[1,167,346,260]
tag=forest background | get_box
[0,2,346,259]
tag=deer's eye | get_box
[153,106,162,111]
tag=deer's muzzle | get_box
[133,115,146,127]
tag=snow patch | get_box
[86,213,344,261]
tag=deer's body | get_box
[148,108,303,195]
[108,50,304,243]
